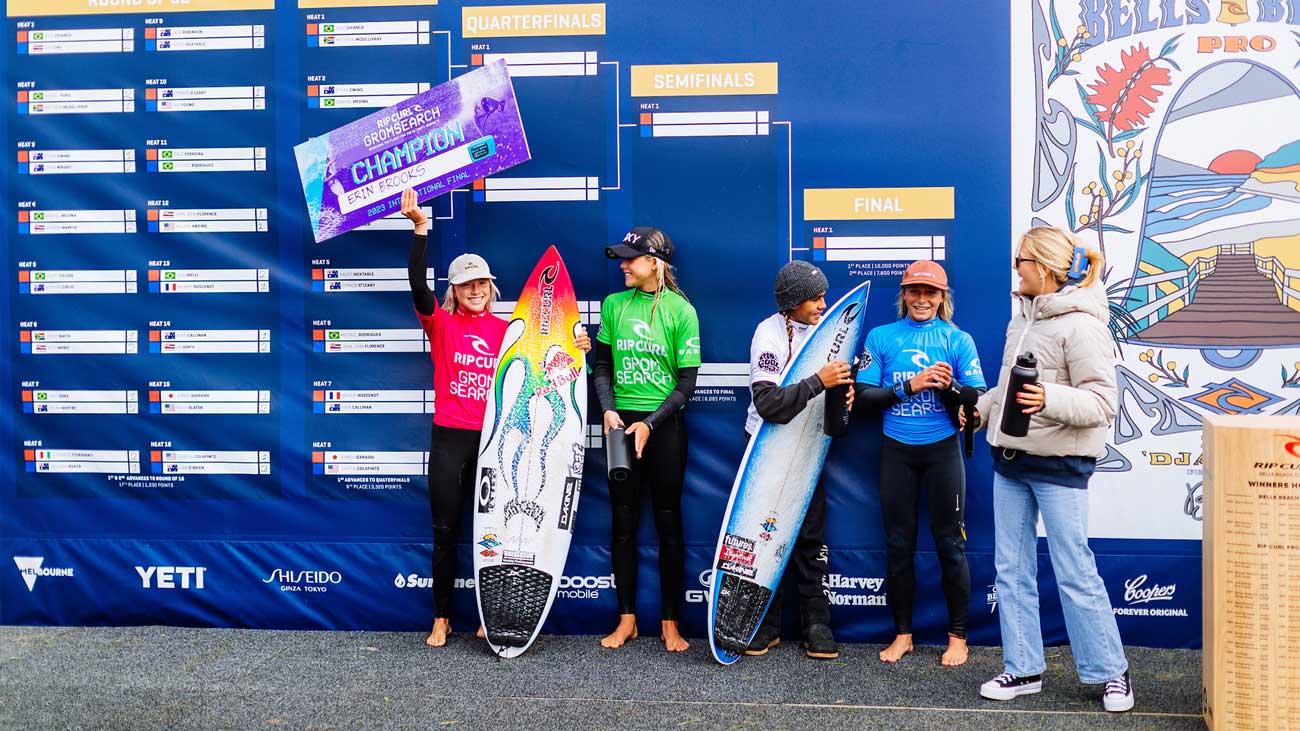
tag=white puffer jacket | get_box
[976,281,1117,458]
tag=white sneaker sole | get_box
[980,680,1042,701]
[1104,693,1134,712]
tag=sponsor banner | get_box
[294,60,530,242]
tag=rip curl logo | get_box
[841,302,862,325]
[540,264,558,285]
[757,351,781,374]
[1281,435,1300,460]
[630,318,652,341]
[466,334,493,356]
[904,349,931,369]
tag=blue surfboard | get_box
[706,280,871,664]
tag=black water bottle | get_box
[823,355,859,437]
[999,352,1039,438]
[605,428,632,482]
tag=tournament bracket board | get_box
[8,1,281,506]
[1,1,1207,650]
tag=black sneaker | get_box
[980,672,1043,700]
[744,624,780,656]
[802,624,839,659]
[1103,671,1134,712]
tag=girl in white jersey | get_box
[741,261,853,660]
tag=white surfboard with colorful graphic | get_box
[473,246,587,658]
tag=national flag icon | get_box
[161,210,174,218]
[328,331,340,339]
[30,152,43,161]
[36,392,47,400]
[161,90,173,98]
[167,464,178,472]
[33,332,45,340]
[164,332,176,340]
[328,282,341,290]
[330,391,341,399]
[34,345,46,352]
[32,32,43,40]
[328,403,340,412]
[326,270,339,278]
[323,24,334,32]
[34,284,44,292]
[323,86,335,94]
[33,212,44,220]
[33,272,45,280]
[162,162,173,170]
[321,36,334,45]
[160,29,171,37]
[164,271,176,279]
[160,41,170,49]
[163,343,176,351]
[32,164,44,172]
[36,404,48,413]
[161,150,173,158]
[32,92,43,101]
[323,98,336,107]
[40,463,49,470]
[328,343,341,351]
[33,224,45,232]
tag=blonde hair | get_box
[1018,226,1104,289]
[442,279,501,314]
[895,288,955,323]
[617,229,688,333]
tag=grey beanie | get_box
[774,260,828,312]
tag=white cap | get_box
[447,253,496,285]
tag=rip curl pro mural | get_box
[1014,0,1300,539]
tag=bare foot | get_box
[476,625,486,640]
[426,618,451,648]
[600,614,638,649]
[878,633,913,663]
[941,634,968,666]
[661,620,690,653]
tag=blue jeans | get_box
[992,472,1128,684]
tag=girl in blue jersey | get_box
[854,260,986,666]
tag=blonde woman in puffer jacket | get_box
[970,226,1134,713]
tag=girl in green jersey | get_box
[593,226,701,653]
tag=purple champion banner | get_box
[294,60,530,243]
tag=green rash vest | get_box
[596,288,702,411]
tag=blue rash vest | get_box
[855,316,987,446]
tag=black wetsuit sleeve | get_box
[408,233,437,316]
[854,383,903,412]
[593,340,617,414]
[643,367,698,431]
[751,374,825,425]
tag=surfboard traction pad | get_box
[478,564,552,648]
[712,572,773,654]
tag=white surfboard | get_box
[707,280,871,664]
[473,246,587,658]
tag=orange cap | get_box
[900,259,949,290]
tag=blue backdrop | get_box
[1,0,1201,648]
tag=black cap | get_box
[606,226,675,263]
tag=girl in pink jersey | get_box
[400,189,589,647]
